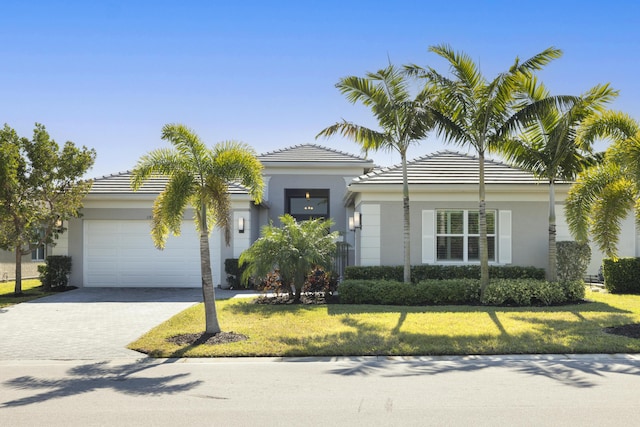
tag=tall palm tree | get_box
[407,44,565,292]
[502,77,617,280]
[565,112,640,258]
[131,124,264,334]
[317,64,436,283]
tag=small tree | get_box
[0,124,96,295]
[239,215,339,301]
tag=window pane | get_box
[31,245,45,261]
[468,211,479,234]
[437,210,463,234]
[468,237,479,261]
[487,211,495,234]
[468,211,495,235]
[437,236,464,261]
[289,197,328,215]
[488,236,495,261]
[468,237,496,261]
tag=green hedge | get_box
[602,258,640,294]
[557,241,591,282]
[37,255,72,291]
[344,265,545,282]
[338,278,584,306]
[481,279,584,306]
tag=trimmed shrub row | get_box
[344,265,545,282]
[338,278,584,306]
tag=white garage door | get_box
[84,220,221,287]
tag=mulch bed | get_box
[253,293,338,305]
[167,331,248,346]
[603,324,640,339]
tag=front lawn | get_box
[129,289,640,357]
[0,279,55,308]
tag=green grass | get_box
[0,279,55,308]
[129,289,640,357]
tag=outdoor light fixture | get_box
[238,217,245,233]
[353,212,361,229]
[349,212,362,231]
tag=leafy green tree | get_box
[0,124,96,295]
[317,64,436,283]
[239,214,338,301]
[565,112,640,258]
[502,77,617,280]
[408,44,565,292]
[131,124,264,334]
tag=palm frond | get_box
[317,120,387,153]
[130,148,184,190]
[590,177,636,257]
[210,141,264,203]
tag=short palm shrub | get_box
[240,215,339,300]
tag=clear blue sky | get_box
[2,0,638,177]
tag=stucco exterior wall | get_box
[0,252,42,281]
[264,174,351,234]
[365,200,547,269]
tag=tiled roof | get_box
[89,171,249,195]
[350,151,559,186]
[259,143,374,165]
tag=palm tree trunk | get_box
[199,205,221,334]
[548,180,557,282]
[401,151,411,284]
[14,246,22,295]
[478,150,489,294]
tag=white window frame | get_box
[435,209,496,263]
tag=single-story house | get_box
[5,144,639,286]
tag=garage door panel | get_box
[84,220,220,288]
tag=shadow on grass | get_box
[226,299,630,316]
[325,300,631,315]
[274,308,640,369]
[1,359,204,408]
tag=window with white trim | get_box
[436,210,495,262]
[31,244,46,261]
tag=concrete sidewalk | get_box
[0,287,260,361]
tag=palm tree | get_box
[131,124,264,334]
[407,44,565,292]
[565,111,640,258]
[317,64,436,283]
[502,77,617,280]
[239,214,338,301]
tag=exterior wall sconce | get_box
[238,217,245,233]
[349,212,362,231]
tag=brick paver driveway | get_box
[0,288,203,360]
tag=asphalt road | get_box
[2,354,640,426]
